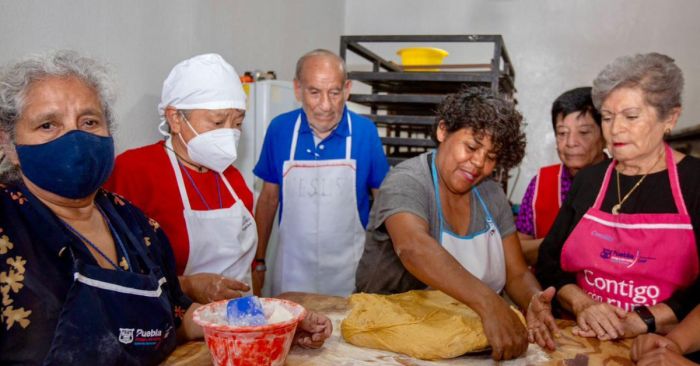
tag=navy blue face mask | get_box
[16,130,115,199]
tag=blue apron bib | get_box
[39,194,177,366]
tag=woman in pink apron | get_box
[536,53,700,343]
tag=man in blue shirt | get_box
[253,49,389,296]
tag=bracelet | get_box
[633,306,656,333]
[252,258,266,272]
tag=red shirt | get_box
[104,140,254,275]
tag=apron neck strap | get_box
[345,112,352,159]
[289,111,352,161]
[289,113,302,161]
[558,163,565,207]
[593,143,686,215]
[430,152,494,240]
[593,161,616,209]
[664,143,687,215]
[165,138,239,210]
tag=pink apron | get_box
[561,144,699,311]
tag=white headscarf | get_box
[158,53,246,136]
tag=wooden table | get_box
[162,293,634,366]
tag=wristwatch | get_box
[634,306,656,333]
[253,258,267,272]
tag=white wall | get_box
[0,0,344,152]
[4,1,699,203]
[343,0,700,202]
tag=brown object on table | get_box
[341,291,527,360]
[161,292,634,366]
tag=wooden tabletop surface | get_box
[162,292,634,366]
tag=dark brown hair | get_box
[433,86,526,171]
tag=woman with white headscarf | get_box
[106,53,256,303]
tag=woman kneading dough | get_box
[355,87,558,361]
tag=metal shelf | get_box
[381,137,436,148]
[341,33,516,188]
[361,114,436,127]
[348,71,514,94]
[350,93,444,107]
[340,34,515,92]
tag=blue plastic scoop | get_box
[226,295,267,326]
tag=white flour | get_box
[199,299,295,326]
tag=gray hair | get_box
[592,52,683,120]
[294,49,347,83]
[0,50,116,182]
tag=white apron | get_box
[165,138,257,290]
[431,153,506,293]
[271,112,366,296]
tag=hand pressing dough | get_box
[341,290,525,360]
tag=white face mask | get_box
[178,114,240,173]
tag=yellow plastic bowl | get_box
[396,47,449,71]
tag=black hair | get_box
[550,87,601,131]
[433,86,526,171]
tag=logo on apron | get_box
[561,144,699,311]
[272,111,365,296]
[118,328,134,344]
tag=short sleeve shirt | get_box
[104,140,254,275]
[355,152,516,294]
[515,166,573,236]
[253,107,389,227]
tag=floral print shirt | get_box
[0,184,192,364]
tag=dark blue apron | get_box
[41,195,178,366]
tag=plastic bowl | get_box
[193,298,307,366]
[396,47,449,71]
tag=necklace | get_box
[163,142,205,172]
[612,151,665,215]
[60,205,132,271]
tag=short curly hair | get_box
[433,86,526,171]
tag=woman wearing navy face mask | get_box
[0,51,203,365]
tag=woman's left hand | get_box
[293,311,333,349]
[526,286,559,350]
[573,308,647,340]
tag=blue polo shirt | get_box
[254,107,389,227]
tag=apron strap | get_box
[345,112,352,160]
[431,152,446,241]
[430,152,496,239]
[594,144,686,215]
[218,171,241,201]
[557,163,564,207]
[289,111,353,161]
[592,160,617,210]
[472,187,495,225]
[289,113,302,161]
[165,138,241,210]
[664,143,688,215]
[165,138,194,211]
